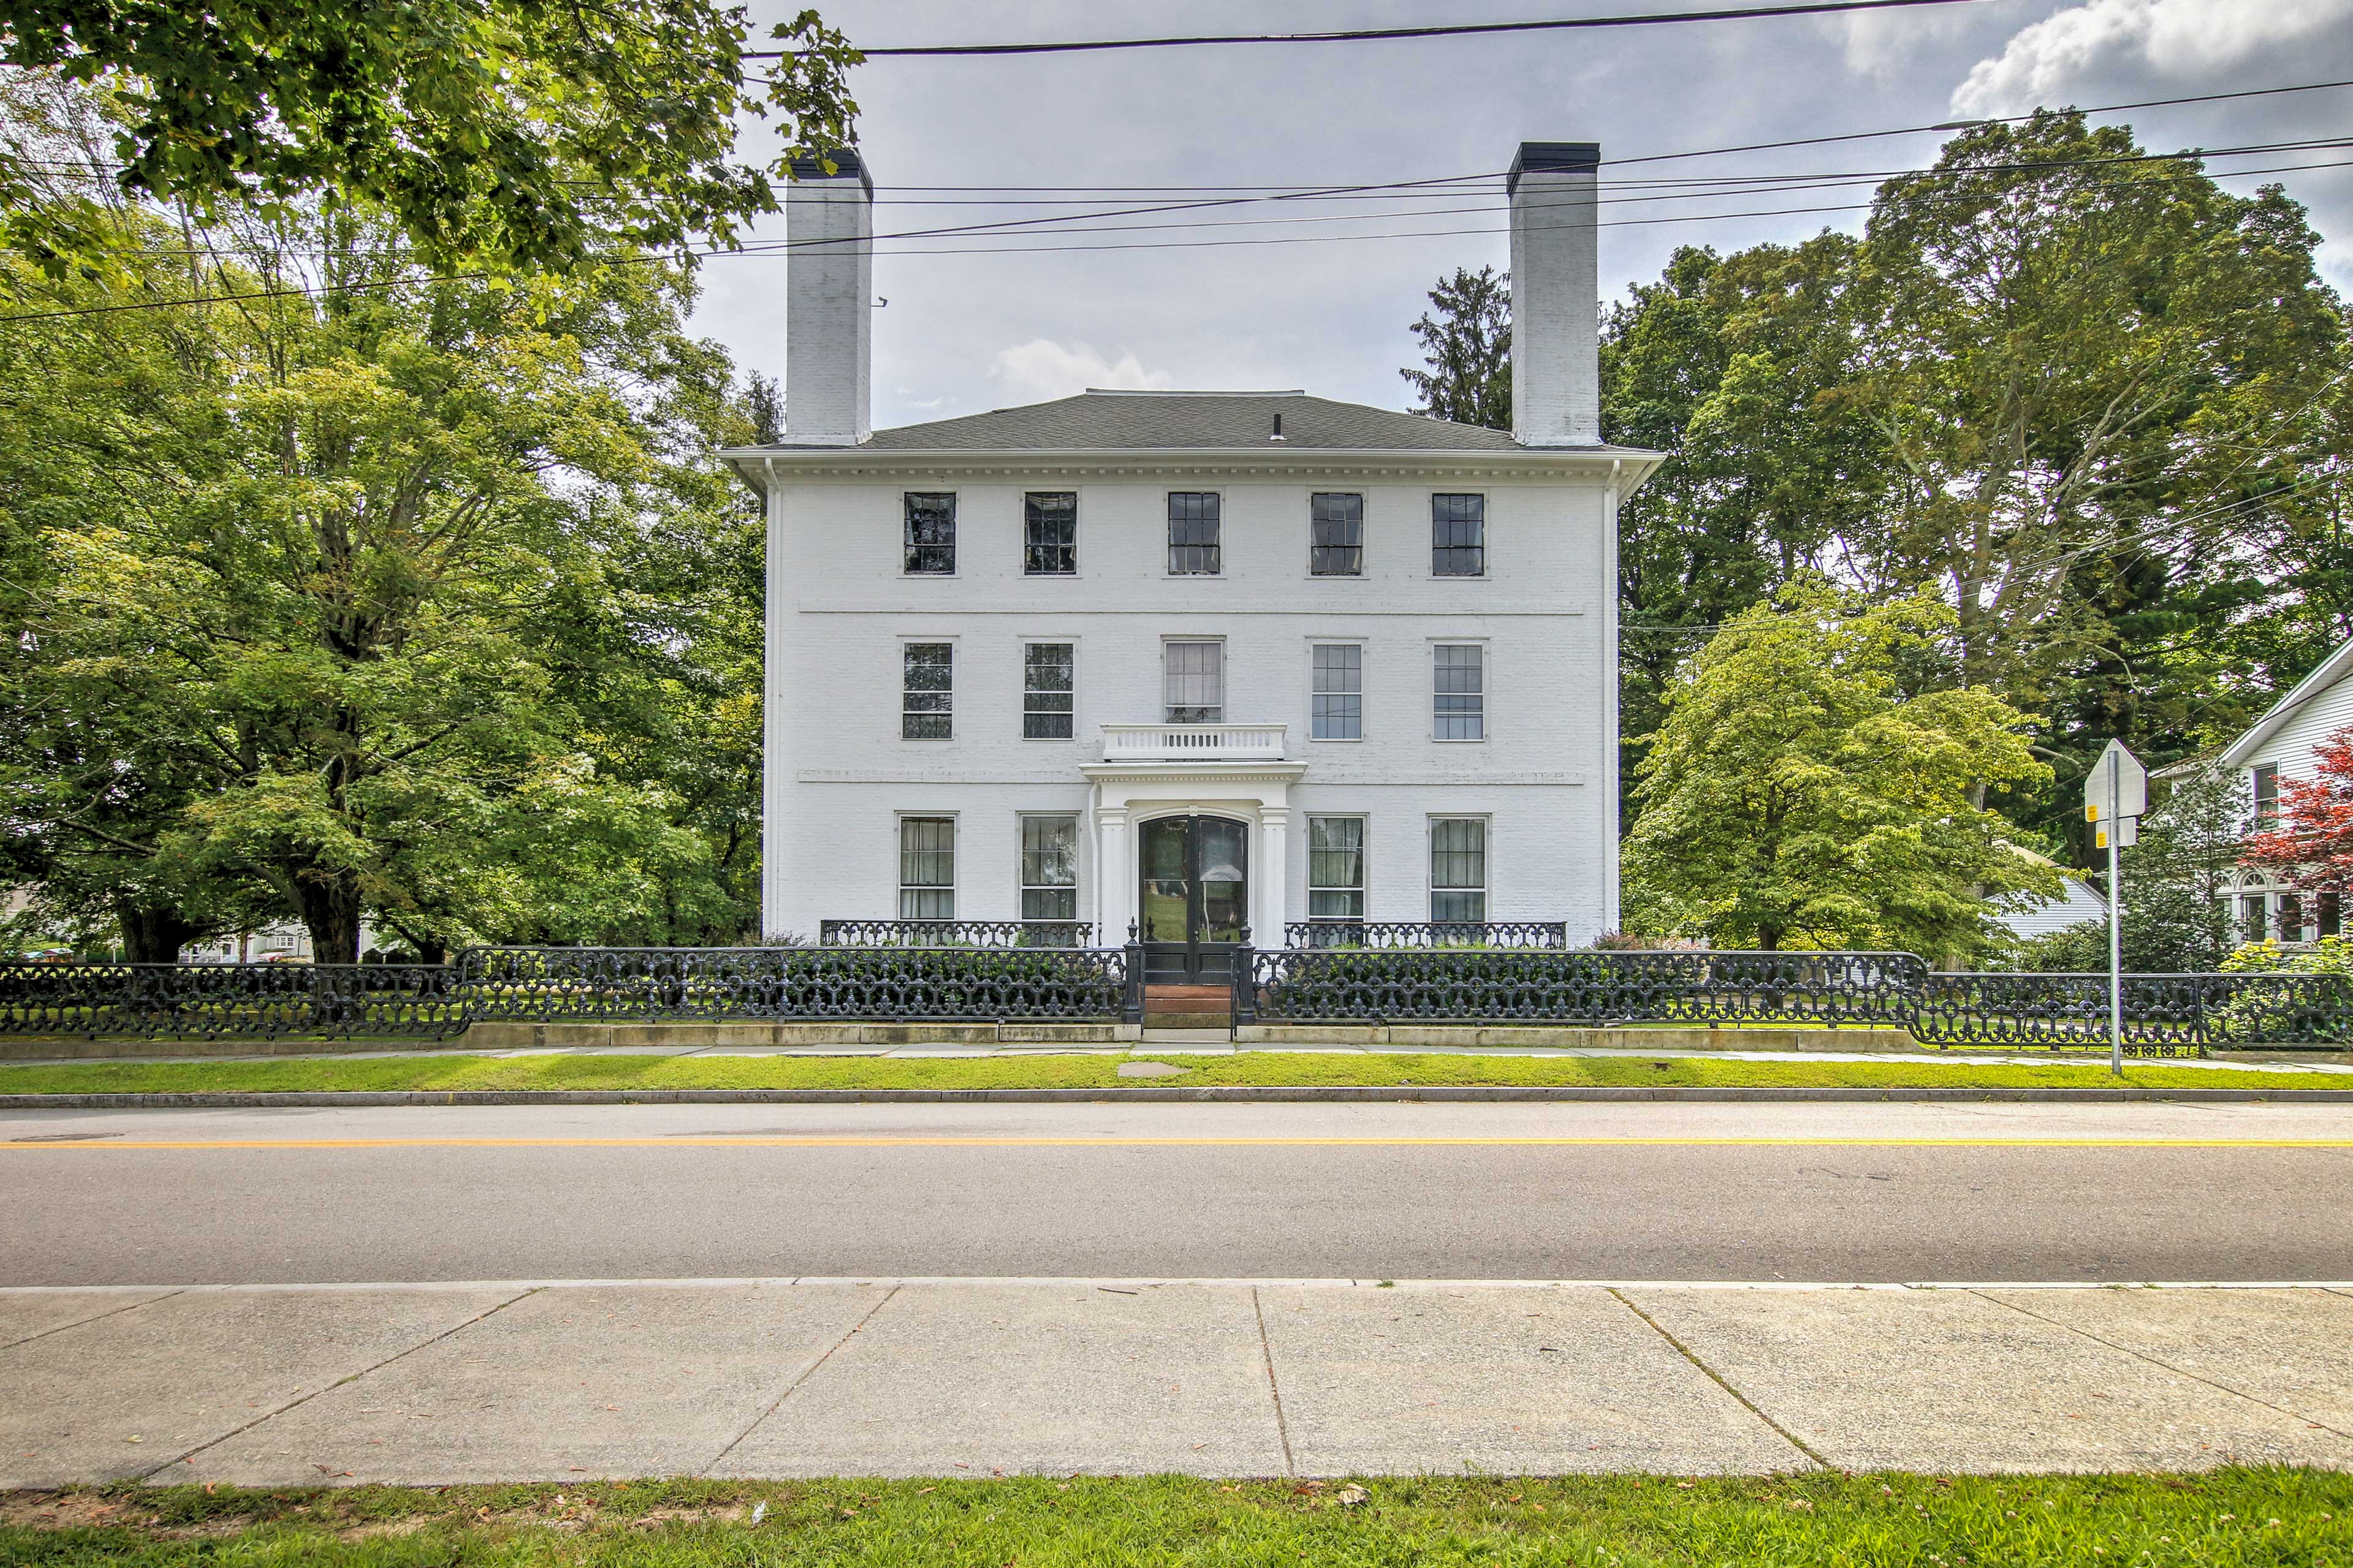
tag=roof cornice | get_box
[723,444,1666,492]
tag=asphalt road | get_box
[5,1099,2352,1286]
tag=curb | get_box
[7,1085,2353,1109]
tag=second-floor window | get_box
[1311,643,1363,740]
[904,492,956,574]
[2253,764,2280,827]
[1165,639,1224,723]
[1024,642,1074,739]
[1434,643,1484,740]
[902,642,952,739]
[1310,493,1363,575]
[1432,493,1486,576]
[1168,492,1222,575]
[1025,492,1077,575]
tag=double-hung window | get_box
[1167,492,1222,575]
[1429,817,1488,924]
[2253,764,2280,828]
[1024,642,1074,740]
[1433,644,1484,740]
[1432,493,1485,576]
[1019,816,1080,925]
[1025,492,1077,575]
[903,493,956,575]
[1311,643,1363,740]
[898,817,956,918]
[1310,493,1363,576]
[1163,640,1223,723]
[1307,817,1366,925]
[902,642,952,740]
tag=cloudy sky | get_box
[693,0,2353,431]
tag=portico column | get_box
[1095,807,1131,941]
[1258,807,1289,946]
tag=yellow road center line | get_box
[4,1137,2351,1151]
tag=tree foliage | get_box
[1622,578,2054,956]
[1400,265,1511,431]
[0,1,860,275]
[0,81,768,961]
[2240,729,2353,895]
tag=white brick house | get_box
[723,143,1660,979]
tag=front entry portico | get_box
[1081,725,1307,957]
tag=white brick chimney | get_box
[784,151,873,445]
[1507,142,1600,447]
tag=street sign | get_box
[2084,738,2148,825]
[2093,817,2138,849]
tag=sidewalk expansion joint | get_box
[1606,1287,1829,1470]
[137,1286,539,1482]
[1969,1289,2353,1441]
[702,1286,900,1474]
[0,1288,186,1354]
[1251,1286,1298,1479]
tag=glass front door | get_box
[1139,814,1249,984]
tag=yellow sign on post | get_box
[2082,738,2146,1077]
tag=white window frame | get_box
[1022,640,1076,741]
[1431,493,1487,578]
[1017,812,1082,925]
[1432,641,1486,742]
[902,491,957,577]
[1306,814,1368,924]
[900,638,954,741]
[1163,636,1226,723]
[1428,815,1489,925]
[897,814,957,920]
[1309,640,1364,742]
[1165,491,1224,577]
[1309,491,1365,577]
[1023,490,1080,577]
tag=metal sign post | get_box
[2085,740,2147,1077]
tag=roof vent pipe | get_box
[1270,412,1285,442]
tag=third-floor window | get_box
[1167,492,1222,575]
[1432,493,1486,576]
[903,492,956,575]
[1310,493,1364,575]
[1025,492,1077,575]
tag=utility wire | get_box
[748,0,1988,59]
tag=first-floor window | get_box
[899,817,955,918]
[2322,892,2342,938]
[1311,643,1362,740]
[2281,893,2306,942]
[1021,816,1079,923]
[1434,643,1484,740]
[1307,816,1366,924]
[1430,817,1487,923]
[2240,892,2268,939]
[1165,639,1224,722]
[903,642,952,740]
[1024,642,1074,739]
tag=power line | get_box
[750,0,1988,59]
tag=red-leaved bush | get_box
[2240,730,2353,890]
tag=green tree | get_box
[0,97,769,961]
[0,1,860,275]
[1400,265,1511,430]
[1623,578,2055,956]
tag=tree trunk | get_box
[294,874,366,966]
[118,903,203,964]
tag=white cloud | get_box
[1953,0,2353,114]
[985,339,1175,406]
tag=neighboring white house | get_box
[1994,846,2110,940]
[2210,634,2353,944]
[722,143,1662,979]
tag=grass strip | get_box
[3,1472,2346,1566]
[0,1050,2343,1096]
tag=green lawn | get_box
[0,1049,2342,1096]
[2,1474,2344,1566]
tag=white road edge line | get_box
[3,1277,2351,1294]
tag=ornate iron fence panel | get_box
[1282,920,1569,950]
[0,963,462,1040]
[456,945,1128,1021]
[1249,949,1926,1027]
[818,920,1093,949]
[1913,971,2353,1054]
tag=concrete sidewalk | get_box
[4,1281,2350,1483]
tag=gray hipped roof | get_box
[753,390,1535,453]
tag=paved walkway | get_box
[5,1280,2350,1483]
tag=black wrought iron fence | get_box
[818,919,1094,949]
[1245,947,1925,1028]
[0,962,461,1040]
[455,944,1129,1022]
[1283,920,1569,949]
[1912,971,2353,1056]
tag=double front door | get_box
[1139,814,1249,984]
